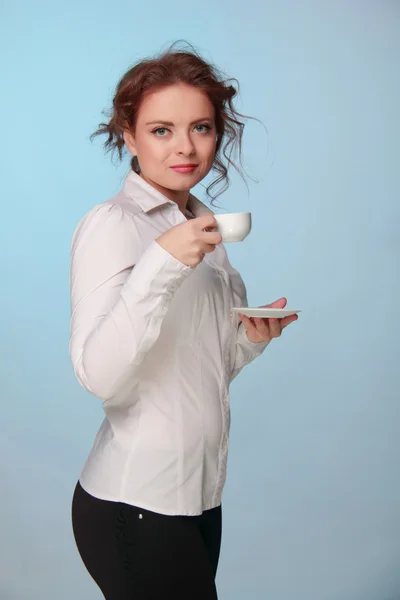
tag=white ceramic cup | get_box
[213,212,252,242]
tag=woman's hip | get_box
[71,480,221,600]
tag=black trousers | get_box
[71,480,222,599]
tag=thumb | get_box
[194,214,217,229]
[261,297,287,309]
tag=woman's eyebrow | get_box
[145,118,214,126]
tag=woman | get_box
[70,42,298,600]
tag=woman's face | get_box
[123,83,217,204]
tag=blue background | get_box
[1,1,399,598]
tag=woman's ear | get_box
[123,129,137,156]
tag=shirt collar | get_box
[122,169,214,217]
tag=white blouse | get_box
[69,170,269,516]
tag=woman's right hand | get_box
[156,214,222,268]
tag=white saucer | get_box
[231,307,301,318]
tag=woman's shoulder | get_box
[80,190,143,223]
[70,192,145,254]
[104,189,145,218]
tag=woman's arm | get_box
[69,203,193,401]
[227,265,270,382]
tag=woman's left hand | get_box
[238,297,298,344]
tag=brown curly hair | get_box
[90,41,260,204]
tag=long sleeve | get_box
[69,202,193,401]
[227,264,270,382]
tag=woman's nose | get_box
[175,134,195,156]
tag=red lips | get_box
[170,164,198,167]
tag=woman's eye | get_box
[195,124,211,133]
[152,124,211,136]
[153,128,168,136]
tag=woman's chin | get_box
[166,172,203,189]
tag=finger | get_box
[267,318,282,338]
[254,317,271,338]
[201,232,223,248]
[259,297,287,309]
[280,314,299,329]
[238,314,258,335]
[202,239,222,253]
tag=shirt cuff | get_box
[125,238,193,298]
